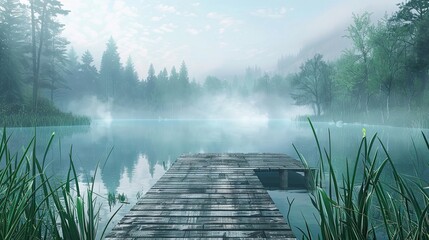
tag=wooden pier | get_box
[106,153,311,239]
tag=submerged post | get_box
[305,169,317,190]
[280,169,289,189]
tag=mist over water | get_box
[2,0,428,238]
[4,120,429,237]
[63,92,312,123]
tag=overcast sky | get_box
[58,0,402,81]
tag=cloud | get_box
[154,23,176,34]
[151,16,164,21]
[246,48,265,58]
[251,7,292,19]
[156,4,177,14]
[186,28,200,35]
[192,2,200,7]
[219,42,227,48]
[207,12,222,19]
[207,12,242,30]
[112,1,138,18]
[183,12,197,17]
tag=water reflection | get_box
[3,120,429,237]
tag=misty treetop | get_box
[290,0,429,125]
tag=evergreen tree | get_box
[123,56,139,103]
[79,50,98,96]
[0,0,27,104]
[204,76,224,93]
[155,68,169,109]
[178,61,190,102]
[30,0,69,110]
[167,66,179,110]
[145,63,157,105]
[99,37,121,101]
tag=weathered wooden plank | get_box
[108,230,295,238]
[125,210,283,217]
[107,153,305,239]
[136,198,275,205]
[146,188,268,194]
[118,216,288,225]
[140,193,273,199]
[151,184,265,189]
[130,204,278,211]
[112,223,290,231]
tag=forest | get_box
[1,0,428,127]
[1,1,429,239]
[289,2,429,126]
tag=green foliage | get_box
[204,76,224,93]
[107,192,129,211]
[291,54,333,116]
[294,119,429,239]
[295,3,429,124]
[0,0,26,104]
[99,37,121,101]
[0,128,119,239]
[0,99,90,127]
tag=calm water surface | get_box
[5,119,429,238]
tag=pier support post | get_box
[280,170,289,189]
[305,169,316,190]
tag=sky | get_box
[58,0,402,81]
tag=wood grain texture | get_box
[106,153,306,239]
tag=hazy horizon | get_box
[57,0,401,81]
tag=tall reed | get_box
[294,119,429,239]
[0,128,119,239]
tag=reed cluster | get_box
[295,119,429,239]
[0,128,118,240]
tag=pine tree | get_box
[99,37,122,101]
[178,61,190,102]
[123,56,139,103]
[30,0,69,110]
[0,0,27,105]
[146,63,157,105]
[80,50,98,96]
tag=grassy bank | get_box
[0,99,90,127]
[0,128,117,239]
[297,109,429,129]
[294,119,429,239]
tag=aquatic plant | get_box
[0,128,119,239]
[107,192,130,212]
[107,192,117,211]
[294,119,429,239]
[0,100,90,128]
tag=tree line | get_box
[61,38,198,113]
[61,42,290,116]
[291,0,429,121]
[1,0,292,119]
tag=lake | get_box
[4,119,429,238]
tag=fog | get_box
[2,0,427,128]
[51,0,406,124]
[65,91,312,122]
